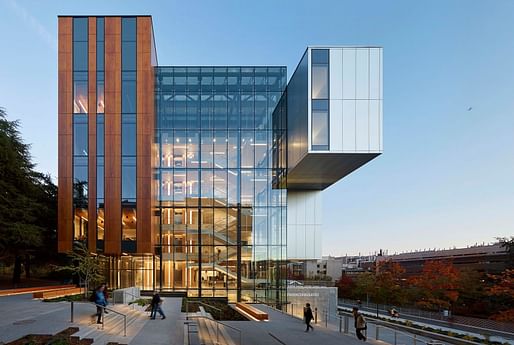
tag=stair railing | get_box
[69,301,127,337]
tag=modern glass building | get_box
[58,15,382,305]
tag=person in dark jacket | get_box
[303,303,314,332]
[150,291,166,320]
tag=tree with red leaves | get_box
[486,269,514,321]
[409,260,460,311]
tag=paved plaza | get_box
[0,293,441,345]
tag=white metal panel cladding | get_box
[287,190,322,260]
[342,100,356,151]
[330,99,343,151]
[342,48,356,100]
[329,49,343,100]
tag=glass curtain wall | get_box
[311,49,329,150]
[155,66,288,304]
[121,17,137,251]
[96,17,105,251]
[72,17,89,241]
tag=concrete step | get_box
[195,317,236,345]
[73,303,149,344]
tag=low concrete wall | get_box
[112,287,141,304]
[286,286,338,322]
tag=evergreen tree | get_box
[0,107,57,286]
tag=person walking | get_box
[102,283,109,314]
[303,303,314,332]
[94,285,107,324]
[352,307,367,341]
[150,291,166,320]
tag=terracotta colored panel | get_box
[136,17,155,254]
[58,17,73,253]
[104,17,122,255]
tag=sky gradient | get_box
[1,0,513,256]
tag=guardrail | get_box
[69,301,127,337]
[334,309,444,345]
[184,298,222,320]
[187,314,242,345]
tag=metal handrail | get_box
[124,290,140,309]
[335,309,441,345]
[185,298,222,320]
[188,314,242,345]
[69,301,127,337]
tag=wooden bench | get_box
[0,285,76,297]
[236,303,268,321]
[33,287,83,299]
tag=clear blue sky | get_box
[1,0,513,256]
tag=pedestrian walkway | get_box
[222,304,377,345]
[129,297,184,345]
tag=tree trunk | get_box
[12,255,22,287]
[25,254,31,279]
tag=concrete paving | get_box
[222,304,380,345]
[129,297,184,345]
[0,294,77,343]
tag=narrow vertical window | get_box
[311,49,329,150]
[121,17,137,248]
[72,17,89,242]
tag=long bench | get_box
[0,284,76,297]
[33,287,83,299]
[235,303,268,321]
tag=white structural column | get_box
[287,190,322,259]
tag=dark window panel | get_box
[97,41,104,71]
[73,41,88,71]
[73,115,88,156]
[122,41,137,71]
[312,49,329,64]
[122,79,136,113]
[97,115,104,156]
[121,17,137,42]
[96,17,104,41]
[73,17,88,42]
[122,165,136,200]
[122,114,137,156]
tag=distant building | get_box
[377,243,509,276]
[290,254,377,282]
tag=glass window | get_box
[122,114,136,156]
[97,80,104,113]
[186,131,199,168]
[97,114,104,156]
[73,74,88,113]
[311,100,329,150]
[73,115,88,156]
[121,17,137,41]
[73,41,88,71]
[73,17,88,42]
[122,79,136,113]
[122,206,137,241]
[122,41,137,71]
[122,165,136,200]
[312,49,329,64]
[312,65,329,99]
[97,41,104,71]
[97,162,104,199]
[96,17,104,41]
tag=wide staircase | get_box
[72,302,149,345]
[185,306,239,345]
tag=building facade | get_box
[57,15,383,304]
